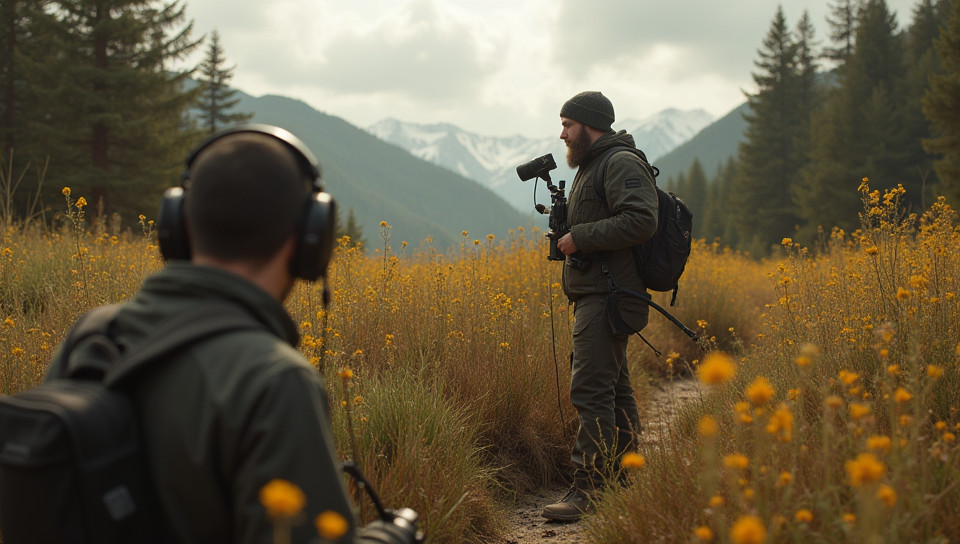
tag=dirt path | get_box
[496,378,702,544]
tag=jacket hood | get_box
[133,262,300,347]
[588,130,638,162]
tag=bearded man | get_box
[543,91,659,522]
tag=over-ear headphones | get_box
[156,124,337,281]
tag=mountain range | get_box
[366,108,716,212]
[233,91,530,249]
[227,87,749,249]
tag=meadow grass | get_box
[586,182,960,544]
[19,182,959,542]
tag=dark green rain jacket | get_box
[562,130,659,331]
[46,262,357,544]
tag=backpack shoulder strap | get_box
[591,146,659,205]
[58,304,124,380]
[102,303,266,387]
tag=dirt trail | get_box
[496,378,702,544]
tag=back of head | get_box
[185,133,308,264]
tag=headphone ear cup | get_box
[157,187,191,261]
[291,192,336,281]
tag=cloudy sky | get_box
[177,0,921,139]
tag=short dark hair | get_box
[184,133,308,263]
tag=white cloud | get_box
[179,0,921,138]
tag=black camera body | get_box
[516,153,567,261]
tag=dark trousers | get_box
[569,295,642,479]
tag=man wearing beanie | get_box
[542,91,659,521]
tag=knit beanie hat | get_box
[560,91,615,132]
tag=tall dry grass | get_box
[587,181,960,544]
[1,187,772,542]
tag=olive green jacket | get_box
[563,131,659,330]
[45,263,357,544]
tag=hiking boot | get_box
[542,486,594,521]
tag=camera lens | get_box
[516,153,556,181]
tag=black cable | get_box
[547,260,569,446]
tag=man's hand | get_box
[556,232,578,255]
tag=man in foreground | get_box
[543,92,659,521]
[43,126,417,543]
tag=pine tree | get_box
[923,0,960,207]
[824,0,864,63]
[0,1,55,157]
[34,0,202,220]
[901,0,949,210]
[700,163,725,243]
[795,0,904,240]
[196,30,251,134]
[731,6,811,255]
[685,159,708,239]
[337,207,367,249]
[716,158,741,247]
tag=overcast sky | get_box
[177,0,922,139]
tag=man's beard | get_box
[565,128,592,168]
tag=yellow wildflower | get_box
[896,287,911,300]
[876,484,897,507]
[723,453,749,470]
[709,495,725,508]
[867,435,892,454]
[845,453,885,487]
[776,471,793,487]
[927,365,944,379]
[259,479,306,519]
[76,197,87,208]
[893,387,911,403]
[315,510,349,540]
[698,415,718,438]
[2,317,13,328]
[379,220,389,227]
[729,515,766,544]
[338,368,354,379]
[943,432,956,444]
[745,376,774,406]
[838,370,859,385]
[795,509,813,523]
[621,452,646,469]
[698,351,737,385]
[849,403,871,421]
[843,513,856,524]
[694,526,714,541]
[62,186,71,196]
[887,364,900,376]
[766,405,794,441]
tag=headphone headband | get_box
[181,124,323,191]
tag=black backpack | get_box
[593,146,693,305]
[0,304,261,544]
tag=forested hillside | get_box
[0,1,527,247]
[660,0,959,256]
